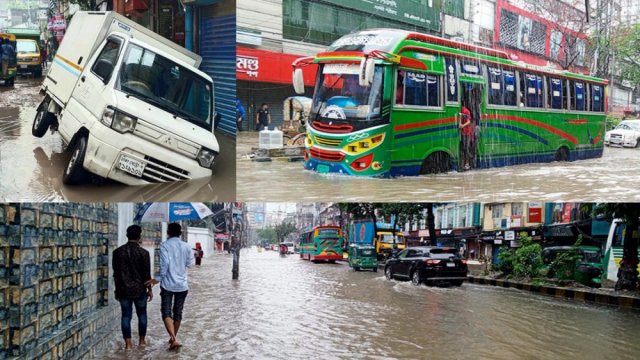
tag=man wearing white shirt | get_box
[158,222,194,350]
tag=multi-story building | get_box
[295,203,318,231]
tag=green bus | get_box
[299,225,344,263]
[292,29,607,176]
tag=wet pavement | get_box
[0,77,235,202]
[101,249,640,359]
[236,131,640,202]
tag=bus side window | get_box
[526,73,543,108]
[549,78,563,109]
[504,70,517,106]
[426,75,440,107]
[562,79,568,109]
[404,71,427,106]
[488,67,503,105]
[575,82,585,111]
[396,71,405,105]
[591,84,603,112]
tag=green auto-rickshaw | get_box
[541,246,604,287]
[348,244,378,272]
[0,33,17,86]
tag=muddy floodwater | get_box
[101,250,640,360]
[0,77,235,201]
[236,132,640,202]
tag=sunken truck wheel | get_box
[63,136,89,185]
[32,101,55,138]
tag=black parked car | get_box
[384,247,468,286]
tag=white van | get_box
[33,11,219,185]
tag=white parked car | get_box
[604,120,640,148]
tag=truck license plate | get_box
[118,155,145,177]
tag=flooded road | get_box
[0,77,235,202]
[236,132,640,202]
[102,249,640,359]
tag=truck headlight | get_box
[100,107,137,133]
[112,112,137,133]
[197,147,218,169]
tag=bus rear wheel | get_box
[555,147,569,162]
[419,152,451,175]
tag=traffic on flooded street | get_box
[102,249,640,360]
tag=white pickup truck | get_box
[33,11,219,185]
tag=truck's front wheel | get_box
[32,101,55,138]
[63,136,89,185]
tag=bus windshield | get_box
[312,64,383,122]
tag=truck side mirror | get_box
[293,68,305,95]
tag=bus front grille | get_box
[312,121,353,133]
[309,148,345,162]
[314,135,342,147]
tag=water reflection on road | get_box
[236,132,640,202]
[101,249,640,360]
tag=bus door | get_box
[460,82,484,169]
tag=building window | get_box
[492,204,504,219]
[459,205,467,227]
[446,207,454,228]
[511,203,523,216]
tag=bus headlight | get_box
[197,147,218,169]
[343,133,385,155]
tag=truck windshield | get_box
[312,64,383,123]
[117,44,212,131]
[380,234,403,244]
[16,40,37,53]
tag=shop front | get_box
[236,47,317,131]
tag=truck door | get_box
[68,36,124,127]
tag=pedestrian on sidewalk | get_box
[157,223,194,350]
[112,225,154,350]
[236,98,246,131]
[255,103,271,130]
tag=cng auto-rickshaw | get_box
[348,244,378,272]
[541,246,604,287]
[0,33,17,86]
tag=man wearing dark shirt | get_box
[112,225,154,350]
[255,103,271,130]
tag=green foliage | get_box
[605,115,622,132]
[256,227,277,244]
[613,24,640,86]
[546,237,583,280]
[274,221,297,243]
[494,233,543,279]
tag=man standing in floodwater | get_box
[158,223,194,350]
[112,225,154,350]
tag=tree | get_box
[424,203,436,245]
[593,203,640,291]
[274,221,297,243]
[611,24,640,87]
[256,226,277,244]
[526,0,590,70]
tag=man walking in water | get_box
[112,225,154,350]
[158,223,194,349]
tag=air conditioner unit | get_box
[494,217,510,229]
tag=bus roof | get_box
[321,28,607,85]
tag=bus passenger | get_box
[459,105,474,170]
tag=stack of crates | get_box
[0,203,122,359]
